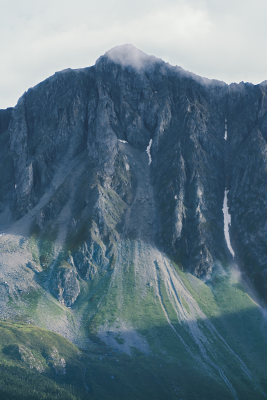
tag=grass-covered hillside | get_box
[0,320,85,400]
[0,242,266,400]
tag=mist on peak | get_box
[102,44,161,71]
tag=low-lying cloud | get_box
[105,44,158,70]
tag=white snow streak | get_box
[224,118,228,141]
[223,189,235,257]
[146,139,152,165]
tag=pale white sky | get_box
[1,0,267,108]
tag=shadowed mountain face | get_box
[0,45,266,399]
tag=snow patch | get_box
[222,189,235,257]
[146,139,153,165]
[224,118,228,141]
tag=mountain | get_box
[0,44,266,399]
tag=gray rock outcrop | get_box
[0,44,266,305]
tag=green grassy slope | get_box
[0,321,85,400]
[0,236,266,400]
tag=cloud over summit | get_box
[104,44,158,70]
[1,0,267,108]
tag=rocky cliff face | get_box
[0,45,266,399]
[227,83,267,302]
[1,45,266,304]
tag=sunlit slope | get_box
[72,239,267,400]
[0,320,84,400]
[0,234,266,399]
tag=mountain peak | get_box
[102,44,160,70]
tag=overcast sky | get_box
[1,0,267,108]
